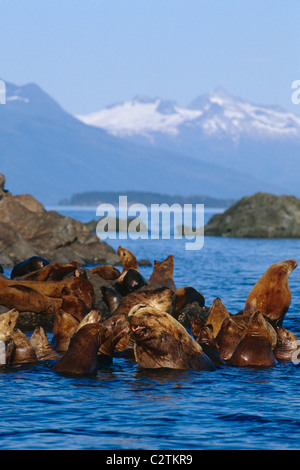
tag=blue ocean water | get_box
[1,206,300,450]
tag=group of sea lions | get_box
[0,247,298,376]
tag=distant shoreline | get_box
[59,190,235,209]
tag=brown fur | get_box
[60,289,89,322]
[215,317,243,361]
[244,259,297,327]
[149,255,176,290]
[112,287,173,317]
[30,326,60,361]
[117,246,139,280]
[20,261,78,281]
[0,285,62,314]
[52,310,80,353]
[206,298,230,337]
[10,329,38,366]
[230,311,277,367]
[273,327,299,362]
[128,305,215,371]
[0,309,19,341]
[0,276,95,310]
[90,265,121,280]
[52,323,109,376]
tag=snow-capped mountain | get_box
[77,88,300,142]
[76,89,300,198]
[3,81,280,205]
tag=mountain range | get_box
[0,81,299,205]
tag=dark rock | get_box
[0,188,120,267]
[205,192,300,238]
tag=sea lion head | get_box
[0,309,19,341]
[149,255,175,290]
[128,305,215,371]
[114,268,147,296]
[274,326,299,362]
[244,259,298,327]
[117,246,139,272]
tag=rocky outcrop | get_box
[205,192,300,238]
[0,175,120,267]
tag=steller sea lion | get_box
[273,327,299,362]
[192,322,225,366]
[205,298,230,338]
[52,323,109,376]
[60,288,89,322]
[243,259,297,327]
[149,255,176,290]
[101,286,122,314]
[19,261,78,281]
[230,311,277,368]
[10,329,38,366]
[52,310,80,353]
[117,246,139,280]
[114,269,147,296]
[173,286,205,318]
[112,287,173,318]
[128,305,215,371]
[0,276,95,310]
[102,312,132,355]
[0,284,62,314]
[30,326,60,361]
[0,309,19,341]
[90,265,121,281]
[10,256,51,279]
[215,317,243,362]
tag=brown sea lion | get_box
[128,305,215,371]
[174,286,205,318]
[243,259,297,327]
[10,329,38,366]
[52,323,109,376]
[149,255,176,290]
[102,312,132,355]
[98,318,131,362]
[76,309,102,330]
[117,246,139,280]
[52,310,80,353]
[0,276,95,310]
[232,311,278,350]
[0,309,19,341]
[230,311,277,367]
[60,288,89,322]
[192,323,225,366]
[205,298,230,338]
[112,287,173,318]
[215,317,243,362]
[101,286,122,314]
[0,284,62,314]
[19,261,78,281]
[10,256,51,279]
[90,265,121,281]
[30,326,60,361]
[273,327,299,362]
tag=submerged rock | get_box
[205,192,300,238]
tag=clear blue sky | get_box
[1,0,300,115]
